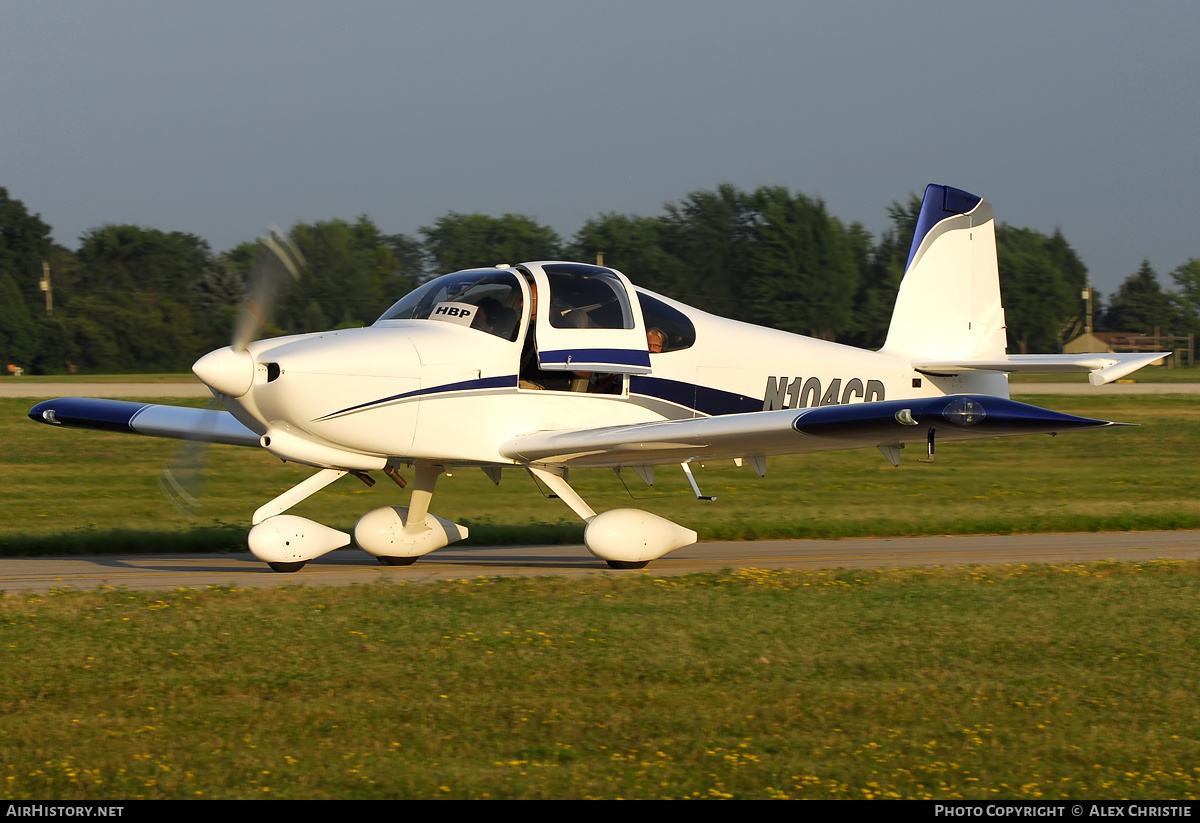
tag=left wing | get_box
[500,395,1122,468]
[28,397,262,447]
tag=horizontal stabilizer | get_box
[27,397,262,447]
[913,352,1169,386]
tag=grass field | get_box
[4,394,1200,556]
[2,564,1198,800]
[5,393,1200,800]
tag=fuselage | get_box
[212,264,1011,469]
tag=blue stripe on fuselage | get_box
[318,373,762,423]
[628,375,760,416]
[316,374,519,420]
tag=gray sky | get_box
[2,1,1196,297]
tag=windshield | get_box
[375,269,524,341]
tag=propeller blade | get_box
[158,436,207,516]
[157,398,223,517]
[231,229,305,351]
[171,229,302,514]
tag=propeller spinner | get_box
[193,230,304,398]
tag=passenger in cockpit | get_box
[647,328,666,354]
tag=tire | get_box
[606,560,649,570]
[267,561,306,573]
[378,555,418,567]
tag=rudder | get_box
[881,184,1007,361]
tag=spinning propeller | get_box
[232,229,304,352]
[159,231,305,515]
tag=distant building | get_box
[1063,333,1113,354]
[1064,331,1194,367]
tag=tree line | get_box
[1,184,1196,374]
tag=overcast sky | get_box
[2,1,1196,296]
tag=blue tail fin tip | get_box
[905,184,984,271]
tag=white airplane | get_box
[28,184,1167,572]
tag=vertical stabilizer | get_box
[881,184,1007,361]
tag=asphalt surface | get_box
[3,531,1199,593]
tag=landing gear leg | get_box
[355,463,469,561]
[527,467,695,568]
[248,470,354,571]
[404,462,441,534]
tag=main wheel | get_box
[378,555,418,567]
[267,561,306,573]
[606,560,649,570]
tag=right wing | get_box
[28,397,262,448]
[500,394,1122,469]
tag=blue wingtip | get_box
[28,397,150,432]
[904,184,984,272]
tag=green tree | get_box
[279,216,415,334]
[1168,258,1200,336]
[63,226,212,371]
[996,227,1088,352]
[741,186,859,340]
[568,213,686,294]
[420,213,561,276]
[0,271,36,370]
[843,193,924,348]
[75,225,210,296]
[657,184,751,318]
[384,232,426,286]
[0,187,54,318]
[1103,260,1177,334]
[191,255,248,353]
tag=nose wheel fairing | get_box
[249,514,352,566]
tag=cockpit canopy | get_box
[376,268,525,341]
[375,262,695,368]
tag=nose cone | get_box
[193,346,255,397]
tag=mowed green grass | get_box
[2,564,1198,800]
[3,394,1200,555]
[5,395,1200,800]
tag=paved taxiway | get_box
[3,531,1198,593]
[2,382,212,398]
